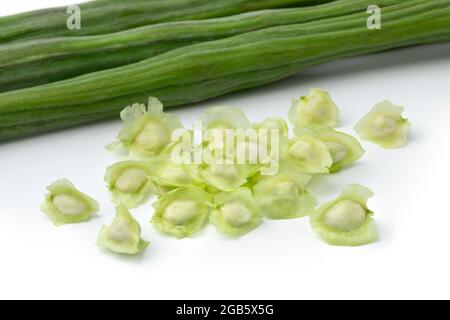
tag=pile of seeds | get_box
[41,89,410,254]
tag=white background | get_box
[1,1,450,300]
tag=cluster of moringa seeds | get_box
[40,89,411,255]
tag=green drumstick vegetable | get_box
[0,0,446,140]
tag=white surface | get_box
[1,1,450,300]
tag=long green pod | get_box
[0,42,185,93]
[0,0,384,66]
[0,0,399,92]
[1,3,448,124]
[0,2,449,140]
[0,0,328,44]
[0,30,448,141]
[2,28,447,142]
[0,0,396,66]
[0,0,435,126]
[4,24,448,131]
[0,0,447,111]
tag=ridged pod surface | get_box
[0,0,449,140]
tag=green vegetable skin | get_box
[0,0,385,92]
[0,0,449,140]
[0,0,328,43]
